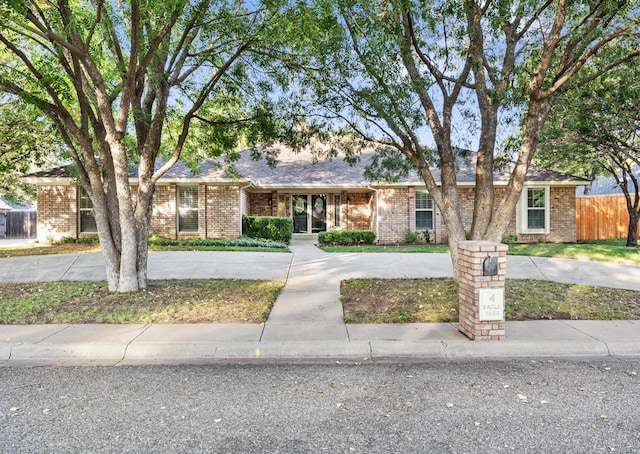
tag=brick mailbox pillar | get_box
[458,241,508,341]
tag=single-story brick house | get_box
[25,147,586,244]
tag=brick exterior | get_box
[377,188,411,243]
[150,184,177,238]
[376,186,577,245]
[344,192,374,231]
[457,241,507,341]
[36,185,78,242]
[205,185,242,239]
[34,183,578,244]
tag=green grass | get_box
[506,239,639,265]
[321,244,451,253]
[0,279,284,324]
[341,278,640,323]
[323,239,640,265]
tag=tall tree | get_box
[0,0,289,292]
[0,97,59,203]
[285,0,640,276]
[537,62,640,246]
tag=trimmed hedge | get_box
[317,230,376,246]
[242,215,293,244]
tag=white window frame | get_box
[415,189,434,231]
[517,186,550,234]
[177,186,199,233]
[78,186,97,233]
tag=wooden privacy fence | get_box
[0,211,37,239]
[576,195,636,241]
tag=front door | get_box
[292,194,327,234]
[311,194,326,233]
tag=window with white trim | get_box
[177,186,199,232]
[334,194,341,227]
[78,186,97,233]
[415,189,434,230]
[517,186,549,234]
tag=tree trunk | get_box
[627,212,639,247]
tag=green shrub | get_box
[404,230,418,244]
[317,230,376,246]
[242,216,293,244]
[503,233,518,244]
[422,230,431,244]
[148,235,287,249]
[58,237,100,244]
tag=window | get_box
[334,194,341,227]
[78,186,97,233]
[518,186,549,233]
[178,186,199,232]
[415,189,433,230]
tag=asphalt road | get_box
[1,359,639,453]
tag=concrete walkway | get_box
[0,238,639,365]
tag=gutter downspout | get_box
[239,181,253,237]
[367,185,379,243]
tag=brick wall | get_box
[377,186,577,244]
[512,186,576,243]
[344,192,374,231]
[377,188,410,243]
[249,192,277,217]
[36,185,77,242]
[150,184,177,238]
[205,185,241,239]
[34,183,577,244]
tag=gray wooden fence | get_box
[0,211,37,239]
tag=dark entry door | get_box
[311,194,326,233]
[292,195,308,233]
[292,194,327,234]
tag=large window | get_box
[78,186,97,233]
[178,186,199,232]
[415,189,434,230]
[518,186,549,234]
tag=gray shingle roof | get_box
[25,146,587,187]
[578,165,640,196]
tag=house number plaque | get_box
[478,288,504,321]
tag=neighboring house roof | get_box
[578,164,640,196]
[0,196,33,211]
[24,146,587,188]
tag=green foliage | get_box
[317,230,376,246]
[59,235,289,249]
[58,237,100,245]
[0,97,58,202]
[242,216,293,244]
[503,234,518,244]
[404,230,418,244]
[149,234,288,249]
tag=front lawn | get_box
[0,279,284,324]
[322,239,640,266]
[341,278,640,323]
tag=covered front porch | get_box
[244,189,376,235]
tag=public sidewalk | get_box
[0,238,639,365]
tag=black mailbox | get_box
[483,256,498,276]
